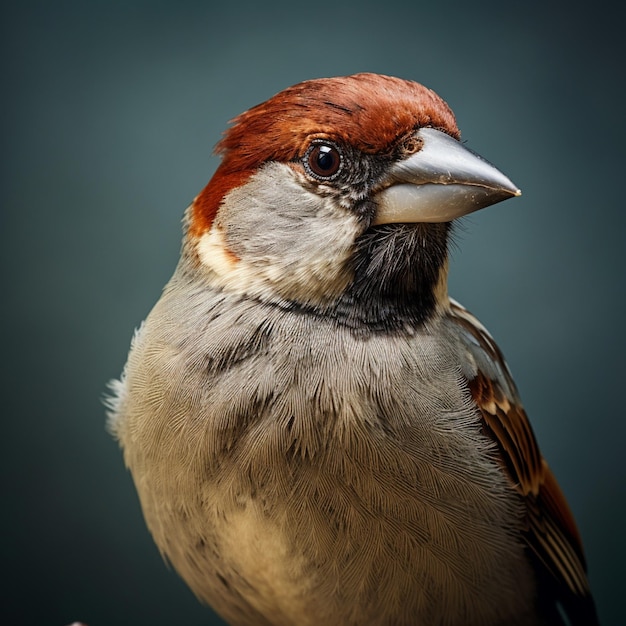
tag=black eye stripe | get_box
[304,141,342,180]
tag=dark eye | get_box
[305,141,342,179]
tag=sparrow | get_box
[108,73,599,625]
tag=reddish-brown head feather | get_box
[189,73,459,237]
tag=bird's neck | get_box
[327,223,451,332]
[184,219,451,333]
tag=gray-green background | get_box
[2,1,623,624]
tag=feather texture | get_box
[449,300,598,625]
[111,73,599,626]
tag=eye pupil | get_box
[316,146,334,170]
[306,142,341,178]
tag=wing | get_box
[448,299,599,625]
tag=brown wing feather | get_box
[449,300,598,623]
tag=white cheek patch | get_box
[193,163,363,306]
[196,224,288,300]
[196,219,356,305]
[196,225,276,300]
[196,225,237,278]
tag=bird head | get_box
[186,73,520,330]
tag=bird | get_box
[107,73,599,625]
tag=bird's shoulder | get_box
[445,298,598,625]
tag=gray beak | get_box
[373,127,521,224]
